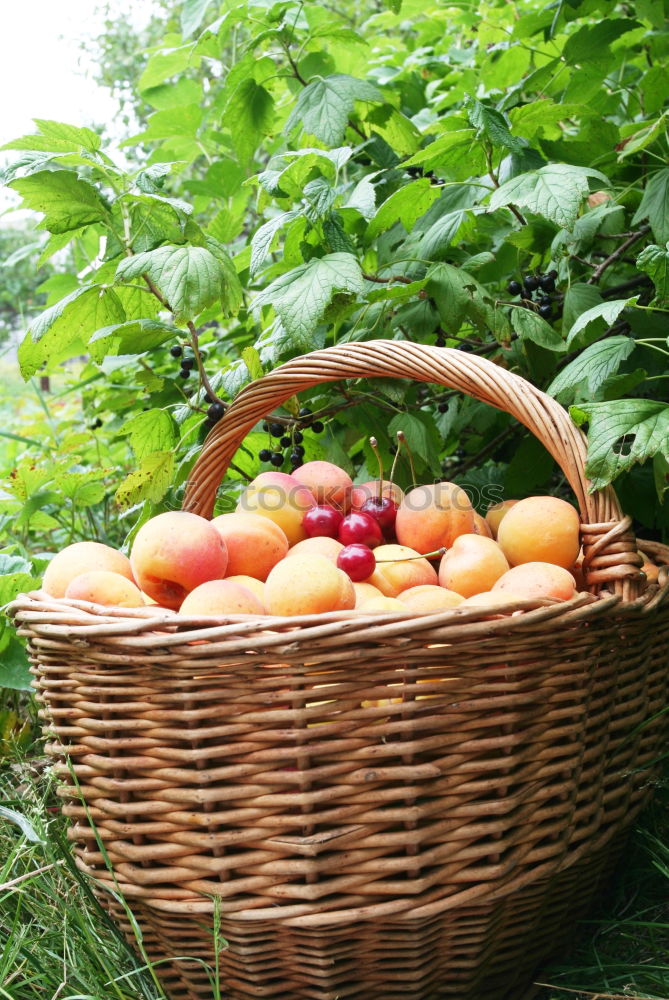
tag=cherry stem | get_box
[368,436,384,501]
[397,430,417,487]
[376,547,446,563]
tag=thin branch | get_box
[600,274,653,298]
[588,225,651,284]
[187,321,225,409]
[362,272,413,285]
[455,425,516,478]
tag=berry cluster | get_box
[258,408,324,470]
[507,270,559,320]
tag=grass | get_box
[1,712,668,1000]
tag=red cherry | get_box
[337,544,376,582]
[303,505,344,538]
[360,496,398,537]
[338,511,383,548]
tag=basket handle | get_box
[183,341,643,598]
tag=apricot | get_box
[287,536,344,564]
[225,575,266,604]
[42,541,135,599]
[492,562,576,601]
[365,543,438,597]
[237,471,315,546]
[497,496,580,569]
[350,480,404,511]
[358,596,408,612]
[64,570,144,608]
[180,579,265,616]
[395,481,475,554]
[641,559,659,584]
[211,512,288,581]
[292,461,353,511]
[130,511,228,610]
[459,590,526,609]
[472,510,493,538]
[399,585,463,611]
[485,499,519,539]
[264,554,355,616]
[438,534,510,598]
[353,582,384,607]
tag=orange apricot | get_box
[395,481,475,554]
[399,585,463,611]
[287,536,344,563]
[641,559,659,584]
[225,575,266,604]
[353,582,384,607]
[485,499,519,539]
[438,534,510,598]
[237,471,315,546]
[492,562,576,602]
[472,510,493,538]
[180,579,265,616]
[292,461,353,511]
[264,554,355,616]
[211,512,288,581]
[497,496,580,569]
[358,596,408,612]
[130,511,228,610]
[365,543,438,597]
[64,570,144,608]
[43,541,135,599]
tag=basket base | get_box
[102,833,625,1000]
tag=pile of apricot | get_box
[39,457,614,619]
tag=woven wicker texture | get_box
[11,342,669,1000]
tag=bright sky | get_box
[1,0,157,215]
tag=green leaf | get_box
[632,168,669,244]
[510,306,567,352]
[250,211,299,278]
[548,336,635,402]
[364,105,420,156]
[254,253,364,350]
[9,170,107,234]
[566,297,637,348]
[508,100,590,142]
[489,164,607,230]
[570,399,669,490]
[303,178,337,223]
[115,451,176,509]
[616,114,667,160]
[654,452,669,503]
[124,104,203,146]
[120,409,177,462]
[138,43,199,91]
[367,179,441,239]
[562,283,603,333]
[418,209,471,261]
[388,413,431,463]
[637,242,669,303]
[0,637,33,692]
[224,79,275,165]
[53,469,109,507]
[0,804,44,843]
[181,0,217,37]
[2,119,101,153]
[115,245,229,323]
[285,75,383,146]
[18,286,125,379]
[563,18,641,65]
[241,346,264,381]
[465,97,524,154]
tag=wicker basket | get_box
[11,342,669,1000]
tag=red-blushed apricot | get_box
[353,582,384,607]
[641,558,660,584]
[287,536,344,564]
[237,471,315,546]
[264,554,355,616]
[485,499,519,539]
[130,511,228,610]
[180,580,265,616]
[365,543,438,597]
[459,590,526,609]
[225,575,266,604]
[492,562,576,602]
[64,570,144,608]
[211,512,288,581]
[292,461,353,511]
[497,496,580,569]
[358,596,408,612]
[395,481,475,554]
[43,541,135,599]
[438,534,510,598]
[398,584,463,611]
[350,480,405,511]
[472,510,493,538]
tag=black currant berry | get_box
[170,345,183,358]
[539,275,555,292]
[293,430,303,444]
[259,448,272,462]
[280,435,292,448]
[438,402,448,413]
[455,447,466,459]
[181,357,195,370]
[299,407,313,420]
[523,275,539,292]
[90,417,103,429]
[179,368,190,379]
[207,402,225,422]
[202,419,216,433]
[294,444,305,457]
[547,268,558,280]
[269,423,284,437]
[539,296,552,308]
[539,304,552,319]
[270,452,284,467]
[311,420,324,433]
[507,280,522,296]
[205,392,215,404]
[289,451,303,468]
